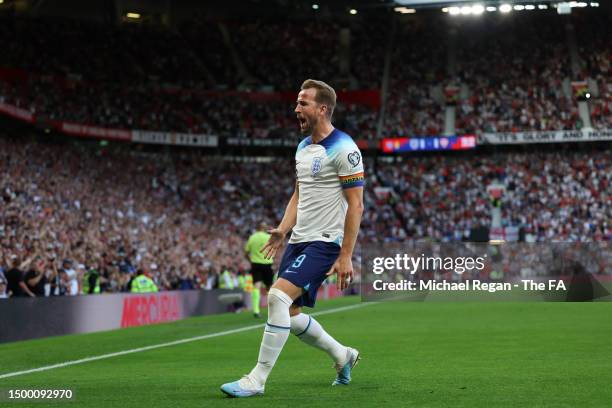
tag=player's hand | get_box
[261,228,286,260]
[326,254,353,291]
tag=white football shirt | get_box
[289,129,365,246]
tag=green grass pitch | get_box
[1,296,611,407]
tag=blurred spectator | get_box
[24,257,47,297]
[5,256,35,297]
[130,269,158,293]
[60,259,79,296]
[0,268,8,299]
[82,260,101,294]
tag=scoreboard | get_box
[381,135,476,153]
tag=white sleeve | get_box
[335,144,365,188]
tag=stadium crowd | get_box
[0,9,610,299]
[380,149,610,242]
[382,22,447,138]
[577,15,611,131]
[1,17,218,88]
[0,135,298,298]
[0,79,301,138]
[0,133,609,298]
[229,21,341,90]
[454,16,579,134]
[589,58,611,131]
[1,12,610,139]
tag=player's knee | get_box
[289,313,310,336]
[267,288,293,327]
[267,288,293,310]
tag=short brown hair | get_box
[301,79,337,119]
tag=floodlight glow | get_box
[525,4,535,10]
[538,4,548,9]
[394,6,416,13]
[486,6,497,11]
[499,4,512,13]
[350,8,357,14]
[312,4,319,10]
[126,12,141,19]
[590,2,599,6]
[557,2,572,13]
[472,4,485,14]
[514,5,525,10]
[460,6,472,14]
[575,2,587,6]
[442,7,449,12]
[449,6,461,15]
[585,93,591,99]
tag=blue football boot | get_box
[332,347,360,386]
[220,375,264,398]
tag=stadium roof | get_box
[1,0,608,21]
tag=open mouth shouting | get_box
[297,115,309,133]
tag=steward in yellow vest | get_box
[82,267,101,294]
[130,270,158,293]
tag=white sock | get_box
[248,288,293,386]
[290,313,347,365]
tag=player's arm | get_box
[339,186,364,260]
[327,145,365,290]
[277,181,299,236]
[327,185,364,290]
[261,181,299,259]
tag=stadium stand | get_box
[1,10,609,137]
[575,14,611,130]
[379,150,611,242]
[228,20,341,89]
[454,14,578,134]
[0,133,609,296]
[383,20,447,138]
[0,5,610,298]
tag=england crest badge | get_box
[311,156,323,176]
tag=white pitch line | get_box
[0,302,373,380]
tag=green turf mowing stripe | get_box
[0,302,372,380]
